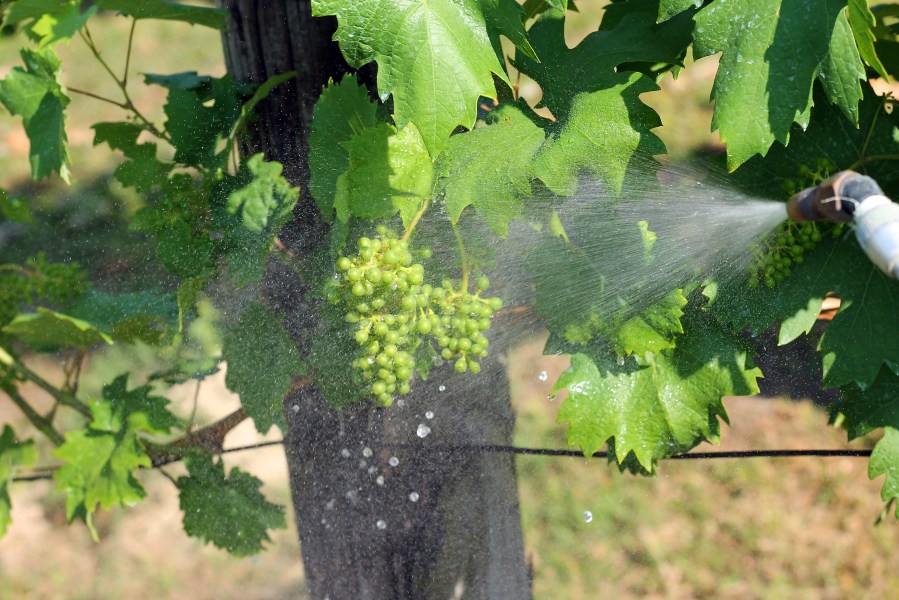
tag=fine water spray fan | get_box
[786,170,899,279]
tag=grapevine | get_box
[326,225,502,406]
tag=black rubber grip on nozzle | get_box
[838,173,883,214]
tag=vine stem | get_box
[8,357,91,418]
[77,26,171,142]
[2,387,64,446]
[401,199,431,241]
[451,221,470,292]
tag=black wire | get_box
[11,441,872,483]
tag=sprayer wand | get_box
[786,170,899,279]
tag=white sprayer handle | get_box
[854,195,899,279]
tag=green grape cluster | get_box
[749,222,822,288]
[0,253,86,325]
[327,226,502,406]
[750,157,844,289]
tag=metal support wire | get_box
[11,441,871,483]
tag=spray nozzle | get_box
[787,170,899,279]
[785,170,880,223]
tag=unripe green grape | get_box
[377,393,393,406]
[347,268,363,282]
[372,381,387,395]
[442,348,453,360]
[399,383,411,394]
[365,267,382,283]
[352,282,366,297]
[454,358,467,373]
[417,319,432,334]
[476,275,490,291]
[337,256,353,270]
[355,329,369,344]
[488,297,502,311]
[468,360,481,374]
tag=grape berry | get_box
[326,227,502,406]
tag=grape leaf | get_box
[156,219,215,278]
[0,425,36,538]
[869,426,899,519]
[514,12,677,194]
[2,0,97,47]
[554,307,761,470]
[436,103,545,236]
[92,121,169,192]
[0,47,70,181]
[333,123,433,226]
[54,374,178,523]
[222,303,301,432]
[215,155,300,284]
[70,289,178,345]
[848,0,889,79]
[835,367,899,439]
[657,0,702,22]
[226,155,299,234]
[692,0,864,170]
[177,452,285,556]
[615,289,687,356]
[151,74,249,168]
[312,0,528,156]
[96,0,228,30]
[3,307,114,348]
[309,75,380,220]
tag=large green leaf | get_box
[847,0,889,79]
[869,426,899,519]
[836,367,899,440]
[3,308,113,349]
[222,303,301,433]
[333,123,433,226]
[309,75,380,220]
[2,0,97,47]
[53,374,179,523]
[177,453,285,556]
[0,425,36,538]
[0,48,70,181]
[92,121,170,192]
[514,9,686,194]
[150,74,249,168]
[554,308,761,470]
[96,0,228,29]
[312,0,528,156]
[692,0,864,170]
[435,103,545,236]
[70,289,178,345]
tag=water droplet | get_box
[547,394,555,402]
[397,398,406,408]
[538,370,548,381]
[617,355,625,366]
[438,385,446,392]
[291,404,300,413]
[425,410,434,420]
[379,92,389,102]
[367,466,377,475]
[417,423,432,438]
[359,459,368,469]
[376,475,385,486]
[388,456,399,467]
[362,447,373,458]
[340,448,351,458]
[376,519,387,530]
[583,511,593,523]
[409,491,420,502]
